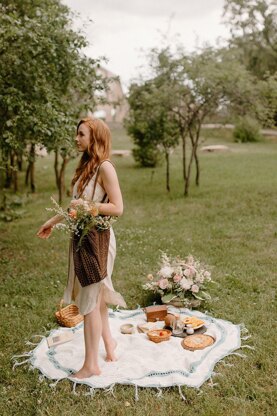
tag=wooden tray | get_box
[181,334,214,351]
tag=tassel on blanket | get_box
[134,384,139,402]
[104,383,116,398]
[12,358,30,371]
[84,387,95,397]
[156,387,163,398]
[208,377,218,388]
[242,335,251,341]
[229,352,247,359]
[72,381,79,396]
[241,345,255,351]
[239,323,249,335]
[49,378,65,390]
[178,385,187,401]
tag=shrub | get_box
[132,145,162,168]
[233,117,262,143]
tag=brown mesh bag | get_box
[72,160,111,287]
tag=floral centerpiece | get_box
[47,196,117,248]
[142,252,213,308]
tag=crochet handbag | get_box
[72,161,111,287]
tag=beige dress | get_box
[63,172,127,315]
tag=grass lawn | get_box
[0,127,277,415]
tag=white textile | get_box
[26,308,241,389]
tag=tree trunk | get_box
[17,151,23,171]
[181,131,189,196]
[165,150,170,192]
[25,163,30,186]
[58,156,69,204]
[193,121,202,186]
[12,152,18,192]
[54,149,59,189]
[184,143,195,197]
[4,150,12,188]
[29,143,36,193]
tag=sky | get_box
[63,0,230,90]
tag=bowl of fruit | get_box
[147,329,172,343]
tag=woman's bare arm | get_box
[37,214,64,239]
[97,161,123,217]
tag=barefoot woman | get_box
[37,117,127,378]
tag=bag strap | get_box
[91,159,114,202]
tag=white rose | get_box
[180,278,193,290]
[159,266,173,278]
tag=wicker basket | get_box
[147,329,172,343]
[55,299,84,328]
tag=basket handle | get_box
[58,298,64,317]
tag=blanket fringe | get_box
[221,362,234,367]
[84,387,95,397]
[49,378,65,389]
[12,358,30,370]
[104,383,116,398]
[241,335,251,341]
[156,387,163,398]
[134,384,139,401]
[178,385,187,401]
[239,323,248,335]
[72,381,79,395]
[241,344,255,351]
[208,377,218,388]
[229,352,247,359]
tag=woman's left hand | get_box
[70,198,84,208]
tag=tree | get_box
[125,78,179,191]
[223,0,277,78]
[0,0,106,201]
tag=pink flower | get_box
[191,284,199,293]
[183,267,196,278]
[173,274,182,283]
[158,278,169,290]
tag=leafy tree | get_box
[125,78,179,191]
[223,0,277,78]
[0,0,106,201]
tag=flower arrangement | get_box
[47,195,117,248]
[142,252,213,307]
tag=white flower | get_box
[158,266,174,278]
[180,278,193,290]
[191,284,199,293]
[204,271,211,281]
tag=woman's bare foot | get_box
[105,338,118,362]
[71,365,101,379]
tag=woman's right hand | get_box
[37,221,54,239]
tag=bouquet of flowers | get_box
[142,252,213,307]
[47,195,117,248]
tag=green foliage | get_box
[125,78,180,168]
[233,117,262,143]
[223,0,277,79]
[132,144,162,168]
[0,0,107,194]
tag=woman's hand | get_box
[70,198,84,208]
[37,220,54,239]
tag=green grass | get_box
[0,127,277,415]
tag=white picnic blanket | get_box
[15,308,241,389]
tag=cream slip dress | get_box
[63,169,127,315]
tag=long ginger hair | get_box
[71,117,111,195]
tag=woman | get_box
[37,117,127,379]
